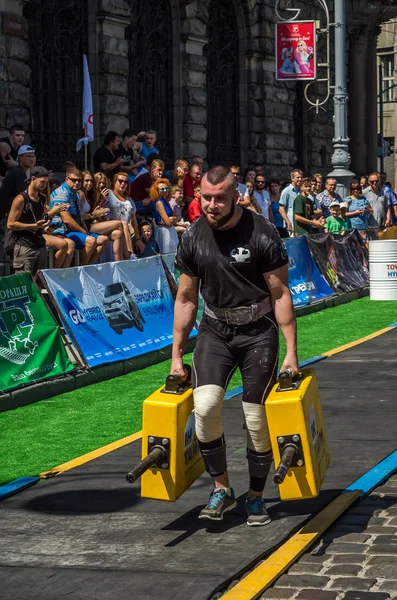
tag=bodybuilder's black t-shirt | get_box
[175,209,288,308]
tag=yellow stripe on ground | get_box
[222,490,360,600]
[40,430,142,479]
[322,326,394,357]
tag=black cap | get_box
[27,166,50,180]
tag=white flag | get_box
[76,54,94,151]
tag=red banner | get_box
[275,21,316,81]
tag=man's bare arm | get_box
[263,264,298,375]
[170,273,199,376]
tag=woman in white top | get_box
[109,172,145,255]
[85,172,130,261]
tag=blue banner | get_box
[42,257,179,367]
[285,236,334,307]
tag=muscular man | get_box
[172,166,298,526]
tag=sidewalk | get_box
[260,474,397,600]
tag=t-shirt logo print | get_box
[230,247,251,263]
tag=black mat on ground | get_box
[1,329,397,600]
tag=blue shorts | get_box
[66,231,99,250]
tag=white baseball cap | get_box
[18,145,36,156]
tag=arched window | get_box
[127,0,174,167]
[24,0,88,170]
[206,0,240,167]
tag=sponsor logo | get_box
[0,285,38,365]
[230,247,251,263]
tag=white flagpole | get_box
[76,54,94,158]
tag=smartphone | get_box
[42,213,50,221]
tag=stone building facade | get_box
[377,17,397,189]
[1,0,397,181]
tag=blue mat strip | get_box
[344,450,397,498]
[0,476,39,501]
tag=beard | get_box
[204,200,236,229]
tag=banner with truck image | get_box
[0,272,74,391]
[42,256,196,368]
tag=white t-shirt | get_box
[105,190,136,222]
[237,182,249,202]
[253,189,271,219]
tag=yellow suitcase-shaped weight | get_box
[126,366,205,501]
[265,368,330,501]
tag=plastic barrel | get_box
[369,240,397,300]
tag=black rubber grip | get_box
[273,445,298,484]
[126,446,166,484]
[278,369,293,390]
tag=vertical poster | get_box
[0,273,74,391]
[276,21,316,81]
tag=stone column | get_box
[180,1,209,161]
[0,1,31,136]
[348,24,368,176]
[96,0,132,139]
[366,25,382,174]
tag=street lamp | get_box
[327,0,355,197]
[275,0,355,197]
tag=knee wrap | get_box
[193,384,224,443]
[200,439,227,477]
[247,448,273,479]
[242,401,271,453]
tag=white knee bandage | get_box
[242,401,271,453]
[193,384,224,443]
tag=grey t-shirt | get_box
[363,189,388,227]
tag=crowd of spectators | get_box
[1,123,397,277]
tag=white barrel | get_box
[369,239,397,300]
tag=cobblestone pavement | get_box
[223,474,397,599]
[258,474,397,600]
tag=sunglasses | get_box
[369,180,379,184]
[159,186,170,192]
[256,181,265,185]
[117,179,128,185]
[351,186,360,190]
[67,176,81,183]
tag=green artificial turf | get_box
[1,296,396,485]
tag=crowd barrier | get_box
[0,232,370,394]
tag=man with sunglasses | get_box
[49,167,108,265]
[363,172,392,232]
[253,175,273,221]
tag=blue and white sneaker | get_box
[199,488,237,521]
[245,496,271,527]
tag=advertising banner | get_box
[276,21,316,81]
[285,236,333,307]
[0,273,74,391]
[306,231,369,293]
[42,257,179,368]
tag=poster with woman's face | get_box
[275,21,316,81]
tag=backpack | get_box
[3,192,31,257]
